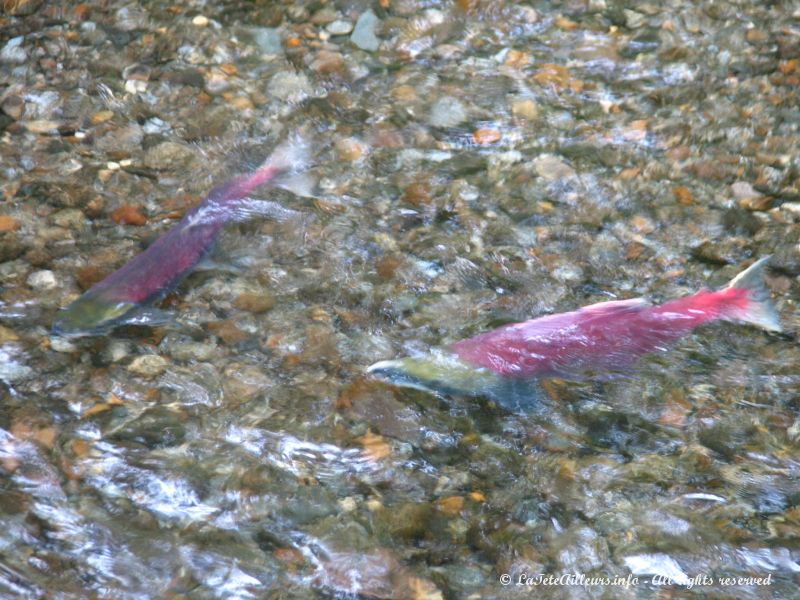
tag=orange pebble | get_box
[0,215,19,232]
[110,204,147,226]
[473,128,502,145]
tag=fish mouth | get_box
[367,359,445,394]
[366,354,500,397]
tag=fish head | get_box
[51,295,137,338]
[366,353,499,397]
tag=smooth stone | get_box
[143,141,197,171]
[27,270,57,290]
[326,20,353,36]
[167,341,217,362]
[511,98,539,120]
[251,27,282,55]
[623,9,646,29]
[351,10,380,52]
[731,181,760,200]
[128,354,168,378]
[3,0,42,16]
[106,340,131,363]
[0,348,32,382]
[267,71,312,103]
[311,8,337,25]
[532,154,576,180]
[50,337,77,353]
[50,208,85,229]
[429,96,468,128]
[0,37,27,64]
[1,96,24,120]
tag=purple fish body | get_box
[450,276,781,379]
[87,168,276,306]
[452,297,714,378]
[52,136,305,337]
[367,258,782,402]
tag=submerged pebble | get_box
[326,20,353,36]
[429,96,468,127]
[128,354,169,378]
[268,71,312,103]
[251,27,282,55]
[0,37,27,64]
[26,270,57,290]
[0,348,32,382]
[143,141,197,171]
[532,154,576,180]
[351,10,380,51]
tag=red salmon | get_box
[367,258,782,400]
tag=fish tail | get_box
[723,256,782,333]
[260,132,310,174]
[256,132,314,196]
[230,134,313,198]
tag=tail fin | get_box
[260,132,315,197]
[725,256,783,333]
[262,132,310,175]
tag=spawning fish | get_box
[367,258,782,408]
[51,135,309,338]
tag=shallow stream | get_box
[1,1,800,598]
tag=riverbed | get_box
[1,1,799,598]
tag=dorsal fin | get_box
[579,297,650,315]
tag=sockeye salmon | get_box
[51,135,308,338]
[367,258,782,406]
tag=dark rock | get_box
[721,208,762,235]
[0,233,25,262]
[620,29,661,58]
[107,406,187,448]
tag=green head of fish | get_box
[366,353,501,398]
[367,352,546,412]
[51,294,137,338]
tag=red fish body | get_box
[81,168,278,306]
[453,286,756,378]
[367,258,782,402]
[52,136,306,337]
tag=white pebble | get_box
[107,340,131,362]
[429,96,468,128]
[0,348,32,381]
[50,336,77,353]
[338,497,358,513]
[731,181,759,200]
[124,79,147,94]
[192,15,209,27]
[128,354,169,378]
[326,20,353,36]
[0,36,27,64]
[268,71,312,103]
[27,270,57,291]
